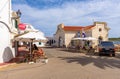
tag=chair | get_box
[32,48,45,62]
[87,46,95,54]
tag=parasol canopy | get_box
[72,37,97,41]
[14,31,47,42]
[72,37,86,40]
[84,37,97,40]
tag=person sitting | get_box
[33,44,39,50]
[37,48,45,56]
[83,46,87,50]
[88,46,95,53]
[33,44,45,57]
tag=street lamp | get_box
[16,9,22,18]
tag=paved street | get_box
[0,47,120,79]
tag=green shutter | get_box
[15,20,18,28]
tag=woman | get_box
[33,44,45,56]
[33,44,38,50]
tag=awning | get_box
[84,37,97,40]
[72,37,97,41]
[72,37,86,40]
[14,31,47,42]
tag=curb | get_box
[0,63,16,70]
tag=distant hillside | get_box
[109,38,120,41]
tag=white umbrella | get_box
[14,31,47,61]
[15,31,47,42]
[72,37,86,40]
[84,37,97,40]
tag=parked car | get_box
[98,41,115,56]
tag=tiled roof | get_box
[64,26,84,31]
[84,25,95,30]
[63,25,94,31]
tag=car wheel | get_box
[112,54,115,57]
[99,53,102,56]
[109,53,112,57]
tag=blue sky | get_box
[12,0,120,37]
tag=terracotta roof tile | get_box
[63,25,94,31]
[84,25,95,30]
[64,26,84,31]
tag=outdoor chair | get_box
[87,46,95,54]
[30,48,45,62]
[24,53,33,62]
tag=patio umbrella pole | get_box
[29,41,32,62]
[29,39,34,63]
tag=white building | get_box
[0,0,18,63]
[0,0,46,63]
[54,22,110,48]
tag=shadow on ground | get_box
[44,47,120,69]
[115,53,120,59]
[58,55,120,69]
[58,48,85,53]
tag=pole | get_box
[29,39,34,62]
[29,41,32,61]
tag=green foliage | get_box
[109,38,120,41]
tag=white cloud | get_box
[12,0,120,37]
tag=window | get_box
[99,28,102,32]
[98,36,103,43]
[15,20,18,28]
[77,31,80,37]
[71,40,76,46]
[39,42,41,45]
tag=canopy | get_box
[14,31,47,42]
[72,37,86,40]
[14,31,47,61]
[72,37,97,41]
[84,37,97,40]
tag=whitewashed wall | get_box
[0,0,15,63]
[0,23,15,63]
[0,0,11,25]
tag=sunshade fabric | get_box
[72,37,97,40]
[14,31,47,42]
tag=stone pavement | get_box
[0,47,120,79]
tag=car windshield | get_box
[101,42,114,47]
